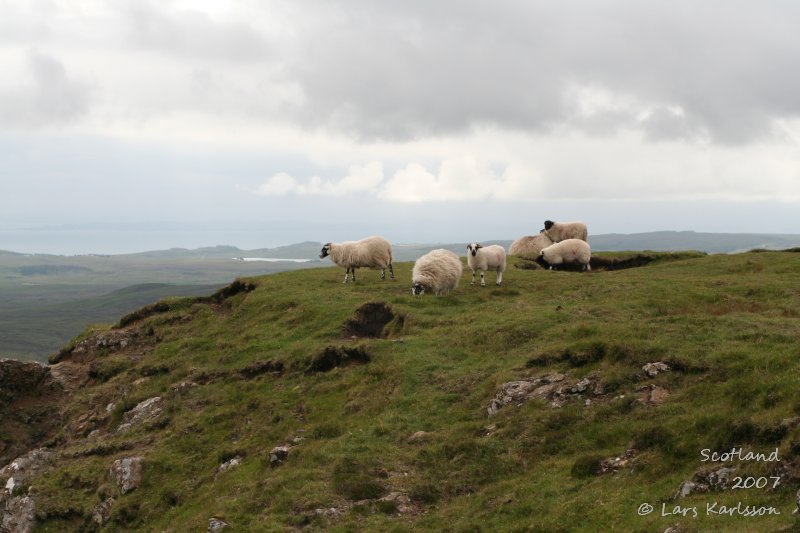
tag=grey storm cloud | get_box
[274,0,800,144]
[0,51,90,128]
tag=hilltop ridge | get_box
[2,250,800,531]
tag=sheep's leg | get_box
[471,270,476,285]
[389,262,394,280]
[380,267,386,281]
[496,268,503,286]
[352,268,357,282]
[480,271,486,287]
[343,267,350,283]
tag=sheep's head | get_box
[466,243,482,257]
[411,283,427,296]
[319,243,332,259]
[544,220,555,231]
[535,250,549,267]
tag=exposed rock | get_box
[637,384,670,405]
[664,525,687,533]
[218,457,242,474]
[208,517,229,531]
[0,448,54,499]
[117,397,163,433]
[674,465,737,498]
[110,456,143,494]
[642,362,671,377]
[408,431,430,443]
[48,361,90,394]
[794,489,800,515]
[377,491,418,515]
[269,446,290,467]
[488,372,600,415]
[675,480,701,498]
[92,497,115,526]
[598,449,638,474]
[1,495,36,533]
[0,360,63,466]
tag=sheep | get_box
[466,243,507,286]
[542,220,588,243]
[319,236,394,283]
[536,239,592,271]
[411,249,463,296]
[508,231,554,257]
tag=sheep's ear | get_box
[475,244,483,249]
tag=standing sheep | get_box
[411,249,463,296]
[542,220,588,243]
[466,243,507,286]
[536,239,592,271]
[319,236,394,283]
[508,231,554,257]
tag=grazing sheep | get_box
[508,231,554,257]
[411,249,463,296]
[466,243,507,286]
[319,236,394,283]
[536,239,592,271]
[542,220,588,243]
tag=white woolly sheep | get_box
[542,220,588,243]
[319,236,394,283]
[411,249,463,296]
[536,239,592,271]
[508,231,554,257]
[466,243,507,286]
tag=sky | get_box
[1,0,800,253]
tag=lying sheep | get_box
[412,249,463,296]
[542,220,588,243]
[319,236,394,283]
[536,239,592,271]
[508,231,554,257]
[466,243,506,286]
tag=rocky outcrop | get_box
[109,456,143,494]
[117,397,164,433]
[488,372,604,415]
[1,495,36,533]
[0,360,63,466]
[0,448,54,500]
[92,497,115,526]
[642,362,671,377]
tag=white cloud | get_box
[254,162,384,196]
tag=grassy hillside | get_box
[7,250,800,531]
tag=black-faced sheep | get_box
[411,249,463,296]
[535,239,592,271]
[542,220,588,243]
[319,236,394,283]
[508,231,554,257]
[466,243,507,286]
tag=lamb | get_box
[542,220,588,243]
[319,236,394,283]
[411,249,463,296]
[536,239,592,271]
[508,231,554,257]
[466,243,507,286]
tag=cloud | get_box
[255,162,384,196]
[0,51,90,128]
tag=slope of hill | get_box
[2,251,800,531]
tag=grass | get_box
[18,250,800,531]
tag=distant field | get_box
[0,247,323,361]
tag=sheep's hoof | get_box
[470,281,475,285]
[480,283,486,287]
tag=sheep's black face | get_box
[411,283,426,296]
[319,244,331,259]
[535,252,548,267]
[544,220,555,230]
[467,243,481,257]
